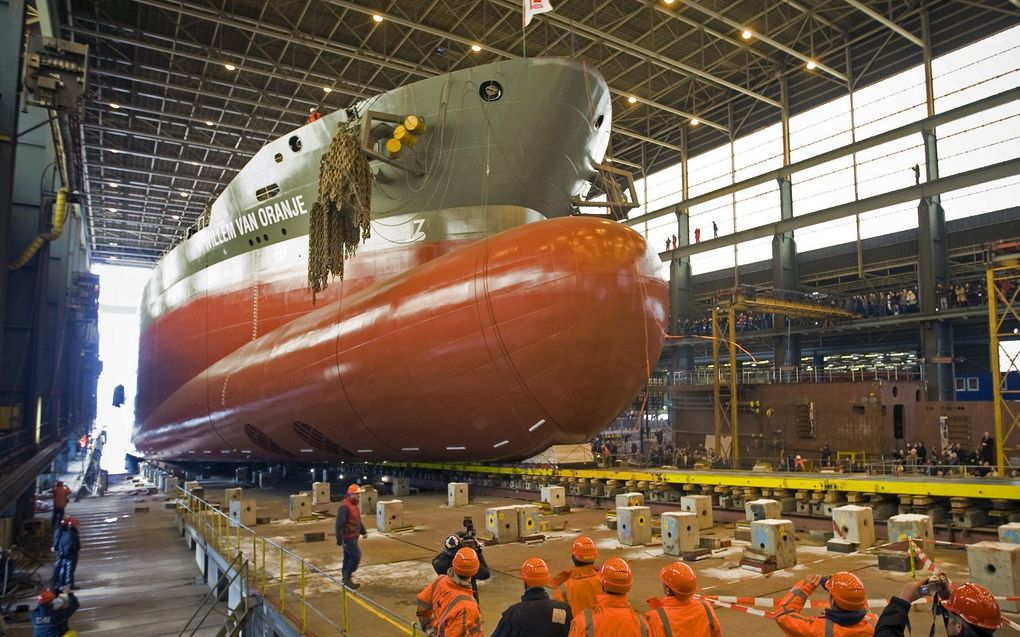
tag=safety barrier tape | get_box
[700,595,905,609]
[697,595,773,618]
[909,538,938,575]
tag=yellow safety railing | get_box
[173,487,420,636]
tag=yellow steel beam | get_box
[723,291,858,320]
[988,260,1020,474]
[390,462,1020,500]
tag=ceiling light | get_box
[224,63,236,71]
[741,29,753,40]
[191,161,198,166]
[470,44,481,53]
[690,118,700,126]
[372,14,383,22]
[663,0,674,4]
[108,208,117,213]
[110,256,118,260]
[110,149,119,154]
[205,120,214,126]
[171,214,180,220]
[110,103,121,109]
[180,192,189,197]
[323,86,333,93]
[110,242,118,246]
[806,60,817,70]
[627,96,637,104]
[109,183,118,188]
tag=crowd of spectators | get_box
[883,432,1020,477]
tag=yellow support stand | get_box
[987,253,1020,475]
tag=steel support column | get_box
[728,306,739,469]
[0,0,27,369]
[670,206,693,373]
[773,75,800,368]
[917,5,953,401]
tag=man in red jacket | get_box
[335,484,368,589]
[51,481,71,528]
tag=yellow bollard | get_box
[261,538,267,596]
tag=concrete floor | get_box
[192,477,1019,636]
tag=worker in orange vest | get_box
[416,547,482,637]
[774,572,876,637]
[567,557,648,637]
[51,481,72,528]
[551,536,602,616]
[644,562,721,637]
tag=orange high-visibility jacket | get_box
[644,596,721,637]
[774,580,876,637]
[416,574,482,637]
[52,484,71,509]
[568,593,649,637]
[551,566,602,617]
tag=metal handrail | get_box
[173,487,419,636]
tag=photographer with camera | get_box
[773,572,877,637]
[432,517,490,602]
[875,576,1005,637]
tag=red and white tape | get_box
[909,538,938,574]
[697,595,773,618]
[700,595,901,609]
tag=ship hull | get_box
[134,216,667,462]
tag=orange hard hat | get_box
[824,571,867,611]
[571,536,598,563]
[942,583,1004,630]
[599,557,633,594]
[64,516,79,528]
[347,484,362,495]
[452,547,480,577]
[521,557,551,588]
[660,562,697,599]
[37,588,56,605]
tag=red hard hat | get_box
[599,557,633,594]
[824,571,867,611]
[452,547,480,577]
[64,517,79,529]
[37,588,56,605]
[521,557,551,588]
[942,583,1004,630]
[660,562,697,599]
[347,484,362,495]
[571,536,598,563]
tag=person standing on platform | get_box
[694,228,701,243]
[712,221,718,238]
[644,562,721,637]
[551,536,601,616]
[335,484,367,589]
[417,547,482,637]
[490,558,571,637]
[53,517,81,590]
[32,588,79,637]
[774,572,876,637]
[567,557,648,637]
[51,481,71,528]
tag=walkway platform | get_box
[7,474,220,636]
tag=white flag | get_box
[523,0,553,29]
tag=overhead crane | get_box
[710,287,859,468]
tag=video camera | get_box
[455,516,481,549]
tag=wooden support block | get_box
[304,532,326,543]
[134,506,149,513]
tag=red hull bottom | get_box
[134,217,668,462]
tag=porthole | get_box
[281,228,288,236]
[274,153,283,163]
[255,236,261,244]
[263,234,269,241]
[255,183,280,202]
[594,113,605,128]
[479,80,502,102]
[248,239,254,246]
[289,135,302,152]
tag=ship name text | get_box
[205,194,308,251]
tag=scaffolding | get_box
[711,288,858,469]
[986,241,1020,475]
